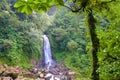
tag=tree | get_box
[14,0,119,80]
[0,0,45,68]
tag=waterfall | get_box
[42,35,56,69]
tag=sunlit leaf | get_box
[14,1,25,8]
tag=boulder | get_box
[39,73,44,78]
[29,67,38,74]
[0,64,5,74]
[68,71,76,76]
[3,64,8,69]
[0,77,13,80]
[22,72,37,78]
[0,64,26,79]
[2,66,20,79]
[45,73,52,80]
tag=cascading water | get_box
[33,35,73,80]
[42,35,56,69]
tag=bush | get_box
[65,53,91,77]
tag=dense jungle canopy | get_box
[0,0,120,80]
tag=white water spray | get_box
[42,35,55,69]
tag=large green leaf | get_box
[14,0,32,14]
[14,1,25,8]
[21,4,32,14]
[14,0,64,14]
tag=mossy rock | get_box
[0,64,6,74]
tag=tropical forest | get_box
[0,0,120,80]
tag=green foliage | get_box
[0,39,13,53]
[67,40,78,52]
[97,27,120,80]
[47,7,88,54]
[3,0,120,80]
[53,52,65,62]
[65,53,91,78]
[0,0,44,68]
[52,28,68,41]
[42,8,90,80]
[14,0,64,14]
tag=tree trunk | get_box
[87,10,99,80]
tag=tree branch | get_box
[64,5,82,12]
[101,0,116,4]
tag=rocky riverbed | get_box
[0,63,75,80]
